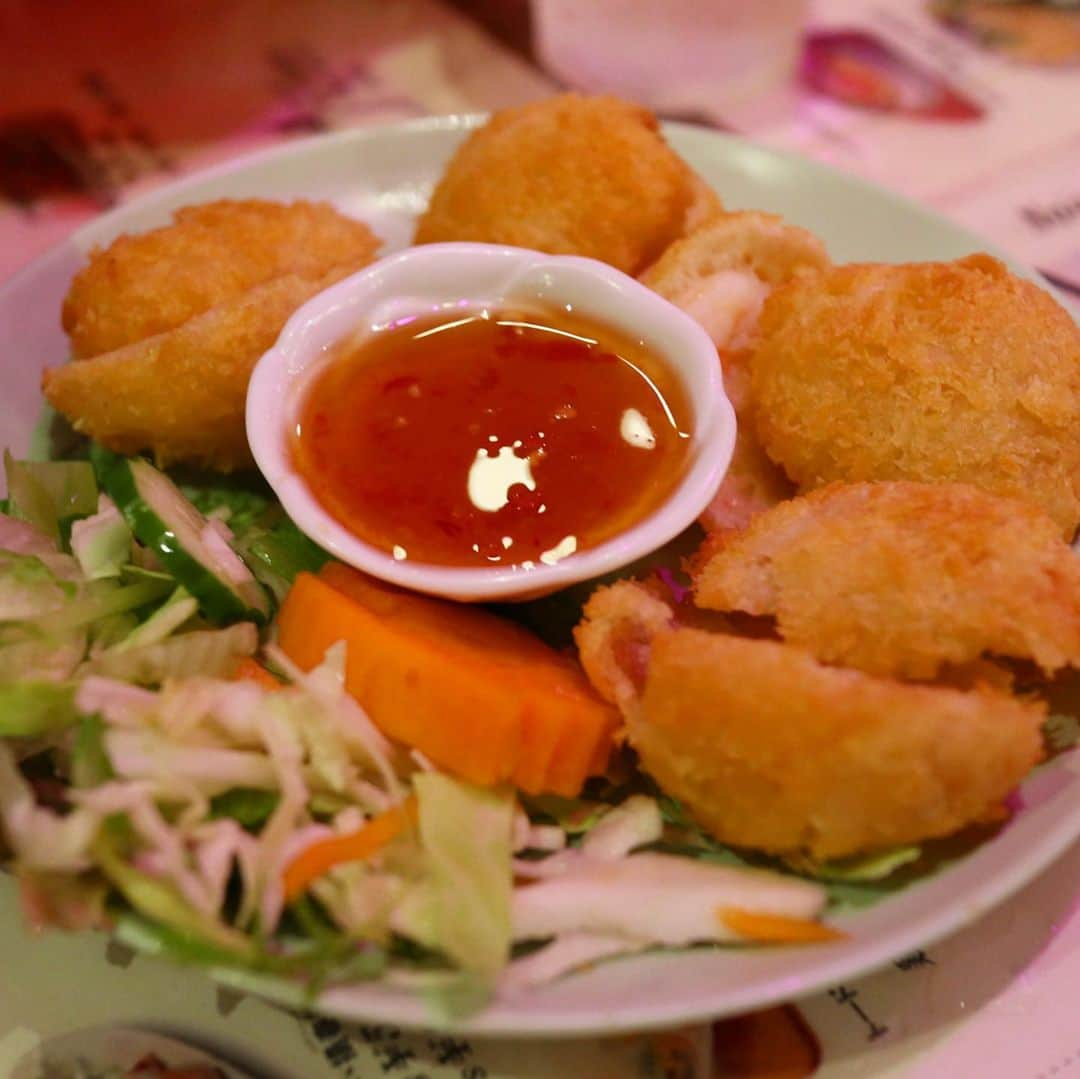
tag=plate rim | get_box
[2,113,1067,304]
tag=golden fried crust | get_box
[630,629,1046,860]
[43,264,362,472]
[62,199,380,358]
[574,580,678,714]
[694,481,1080,678]
[751,255,1080,538]
[639,209,829,297]
[414,94,702,276]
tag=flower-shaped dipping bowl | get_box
[246,242,736,601]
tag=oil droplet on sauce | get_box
[292,309,691,568]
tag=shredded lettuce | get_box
[71,715,115,788]
[4,452,97,541]
[94,835,257,958]
[70,496,132,579]
[0,630,86,684]
[0,549,78,620]
[501,932,646,993]
[580,795,663,859]
[0,513,58,557]
[35,576,174,638]
[108,586,199,651]
[210,788,281,832]
[523,793,611,835]
[511,853,825,945]
[0,681,78,737]
[0,743,100,871]
[394,775,514,982]
[816,847,922,882]
[87,611,140,652]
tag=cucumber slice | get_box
[95,451,270,625]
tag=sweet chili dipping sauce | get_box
[293,307,691,568]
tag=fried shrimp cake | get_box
[752,255,1080,538]
[694,481,1080,678]
[575,578,681,713]
[639,211,828,533]
[639,210,829,351]
[43,264,361,471]
[575,581,1046,861]
[63,199,380,358]
[414,94,715,276]
[696,347,796,534]
[635,629,1045,861]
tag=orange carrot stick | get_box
[277,565,618,796]
[718,907,847,944]
[232,656,283,690]
[283,796,418,902]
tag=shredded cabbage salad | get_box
[0,449,945,1019]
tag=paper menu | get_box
[699,0,1076,302]
[935,133,1080,300]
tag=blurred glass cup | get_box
[531,0,807,124]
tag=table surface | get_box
[0,2,1077,1075]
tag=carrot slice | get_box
[283,796,418,902]
[277,565,618,796]
[232,656,283,690]
[718,907,847,944]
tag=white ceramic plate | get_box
[10,1025,253,1078]
[1,116,1078,1038]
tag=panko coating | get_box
[694,481,1080,678]
[62,199,380,358]
[43,265,360,472]
[575,581,1046,860]
[639,210,830,351]
[751,255,1080,538]
[414,94,716,276]
[633,628,1045,861]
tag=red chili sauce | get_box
[292,308,691,568]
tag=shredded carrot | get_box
[718,907,847,944]
[232,656,283,690]
[283,796,418,902]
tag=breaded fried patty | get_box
[638,213,826,532]
[694,481,1080,678]
[575,579,680,713]
[63,199,380,359]
[44,264,361,471]
[639,209,829,349]
[697,348,796,535]
[751,255,1080,538]
[575,580,1045,860]
[414,94,715,276]
[632,628,1045,861]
